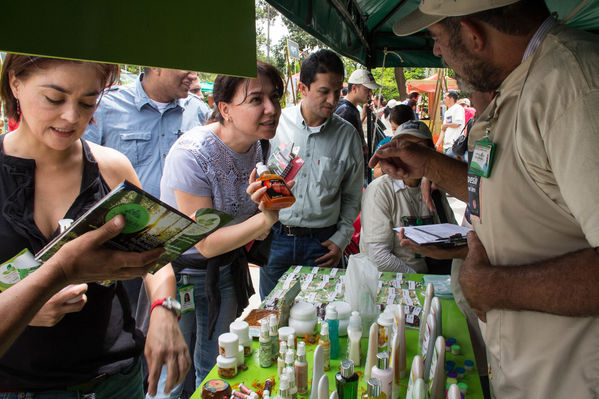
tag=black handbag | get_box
[452,134,468,156]
[452,118,474,156]
[246,231,274,266]
[453,118,474,156]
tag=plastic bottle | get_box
[397,306,407,378]
[319,322,331,371]
[259,319,272,368]
[269,314,280,362]
[405,355,423,399]
[410,379,425,399]
[287,334,296,351]
[335,360,359,399]
[318,374,329,399]
[422,313,437,381]
[264,378,273,397]
[279,375,291,399]
[347,311,362,366]
[430,297,442,338]
[362,378,385,399]
[285,366,298,399]
[364,322,379,379]
[278,341,288,377]
[447,384,461,399]
[377,312,395,353]
[295,341,309,394]
[428,336,446,399]
[285,349,295,371]
[326,305,340,360]
[310,345,325,399]
[418,283,434,352]
[256,162,296,210]
[389,330,400,399]
[371,353,393,398]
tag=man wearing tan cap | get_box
[371,1,599,398]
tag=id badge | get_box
[468,137,496,178]
[178,285,195,314]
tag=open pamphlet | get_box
[0,180,233,290]
[394,223,471,247]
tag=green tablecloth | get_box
[192,270,483,399]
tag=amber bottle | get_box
[256,162,295,210]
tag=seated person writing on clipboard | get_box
[360,121,465,274]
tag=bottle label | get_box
[263,179,292,199]
[260,341,273,367]
[296,365,308,393]
[323,343,331,371]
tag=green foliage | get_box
[368,67,427,101]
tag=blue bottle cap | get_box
[445,360,456,371]
[464,360,474,367]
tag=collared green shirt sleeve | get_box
[272,103,363,249]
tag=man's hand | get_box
[51,215,164,284]
[145,308,190,397]
[369,139,433,182]
[398,229,468,260]
[315,240,342,268]
[29,284,88,327]
[459,231,495,322]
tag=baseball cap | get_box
[457,98,471,106]
[348,69,381,90]
[393,0,521,36]
[393,120,433,141]
[386,99,398,109]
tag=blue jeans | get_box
[151,265,238,399]
[259,225,337,299]
[0,359,143,399]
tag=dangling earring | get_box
[16,99,21,119]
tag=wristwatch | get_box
[151,297,182,320]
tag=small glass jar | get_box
[201,379,232,399]
[217,355,237,379]
[230,320,252,356]
[218,332,239,358]
[289,302,317,336]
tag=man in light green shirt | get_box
[259,49,364,299]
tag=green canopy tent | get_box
[0,0,257,77]
[264,0,599,68]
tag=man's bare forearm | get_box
[483,247,599,316]
[424,151,469,201]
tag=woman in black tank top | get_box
[0,54,189,398]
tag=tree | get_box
[370,67,427,102]
[255,0,278,62]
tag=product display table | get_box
[192,267,483,399]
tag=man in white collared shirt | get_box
[259,49,363,299]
